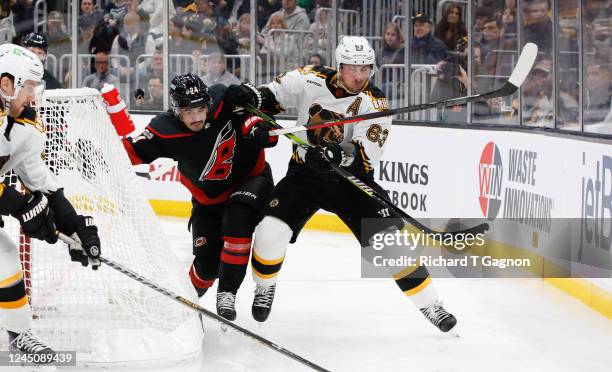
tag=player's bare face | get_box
[1,78,37,117]
[339,64,372,93]
[180,106,208,132]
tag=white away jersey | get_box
[264,65,391,175]
[0,106,60,193]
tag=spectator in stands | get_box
[201,52,241,86]
[308,53,325,66]
[472,43,483,75]
[585,63,612,124]
[479,0,505,17]
[46,11,71,60]
[234,13,253,54]
[216,19,239,55]
[410,14,446,65]
[522,59,554,126]
[79,0,104,29]
[77,16,97,55]
[472,6,492,43]
[308,0,330,23]
[524,0,553,56]
[261,14,300,68]
[169,14,191,55]
[139,77,164,110]
[434,2,467,52]
[137,49,163,90]
[480,17,510,76]
[181,13,204,48]
[22,32,63,89]
[429,60,470,123]
[89,13,120,56]
[82,50,120,91]
[140,0,176,48]
[587,17,611,65]
[585,0,610,23]
[262,0,310,34]
[431,61,468,101]
[104,0,128,25]
[377,22,404,65]
[111,11,156,79]
[255,0,282,30]
[308,7,331,56]
[11,0,35,43]
[500,6,517,49]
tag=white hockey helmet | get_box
[0,43,45,103]
[335,36,378,78]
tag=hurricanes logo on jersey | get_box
[200,121,236,181]
[306,104,344,146]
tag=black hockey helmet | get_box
[169,73,211,115]
[23,32,48,53]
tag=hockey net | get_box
[2,88,203,366]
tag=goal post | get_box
[2,88,203,366]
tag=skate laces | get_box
[420,300,450,325]
[217,292,236,311]
[253,285,275,308]
[11,331,50,353]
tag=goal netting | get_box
[1,88,203,366]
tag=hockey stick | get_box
[246,106,489,239]
[57,233,331,372]
[269,42,538,136]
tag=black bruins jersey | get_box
[123,85,267,205]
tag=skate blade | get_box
[447,329,460,338]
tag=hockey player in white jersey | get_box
[0,44,102,362]
[226,36,457,333]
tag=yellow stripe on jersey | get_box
[252,251,285,266]
[0,272,23,288]
[403,277,432,296]
[0,295,28,309]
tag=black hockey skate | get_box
[252,284,276,322]
[419,300,458,333]
[8,330,56,364]
[216,291,237,321]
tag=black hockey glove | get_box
[304,144,343,172]
[241,116,278,149]
[225,83,262,113]
[12,191,58,244]
[68,215,101,270]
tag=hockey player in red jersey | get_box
[227,37,458,333]
[122,73,277,320]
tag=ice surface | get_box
[4,217,608,372]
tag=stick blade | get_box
[507,42,538,88]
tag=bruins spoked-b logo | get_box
[307,104,344,146]
[478,142,503,221]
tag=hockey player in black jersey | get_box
[122,73,277,320]
[227,37,457,333]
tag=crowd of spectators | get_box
[0,0,608,128]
